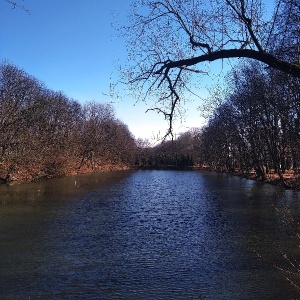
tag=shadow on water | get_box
[0,170,134,204]
[0,170,300,299]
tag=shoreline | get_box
[0,164,131,185]
[199,167,300,191]
[2,164,300,192]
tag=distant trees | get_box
[136,129,201,168]
[78,101,136,171]
[0,62,136,182]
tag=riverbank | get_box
[0,163,131,184]
[3,162,300,191]
[199,166,300,191]
[245,172,300,191]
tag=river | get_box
[1,170,300,299]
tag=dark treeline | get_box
[135,129,201,169]
[198,61,300,184]
[0,62,136,182]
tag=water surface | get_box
[1,170,299,299]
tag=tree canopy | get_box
[198,59,300,186]
[0,62,136,182]
[123,0,300,137]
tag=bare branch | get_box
[154,49,300,78]
[225,0,263,51]
[122,0,300,138]
[4,0,30,14]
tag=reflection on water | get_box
[0,171,132,204]
[0,170,299,299]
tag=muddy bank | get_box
[0,163,131,184]
[199,166,300,191]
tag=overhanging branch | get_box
[154,49,300,78]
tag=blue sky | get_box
[0,0,217,141]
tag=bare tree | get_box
[0,62,40,180]
[123,0,300,136]
[0,63,138,182]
